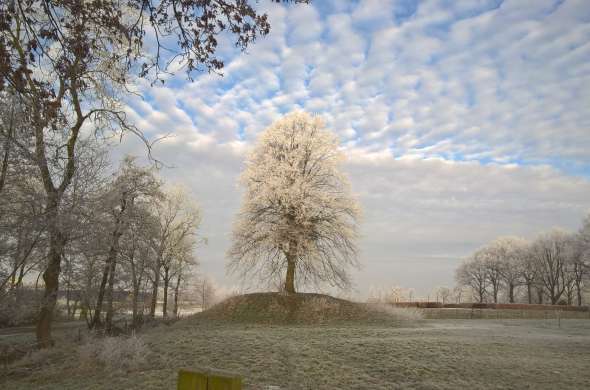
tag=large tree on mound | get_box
[229,112,360,293]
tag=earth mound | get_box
[192,292,420,325]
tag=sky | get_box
[113,0,590,299]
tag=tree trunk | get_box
[150,256,161,318]
[80,304,88,322]
[10,229,24,290]
[508,283,515,303]
[173,273,181,318]
[162,267,169,318]
[566,281,574,305]
[104,255,118,333]
[92,206,126,329]
[0,105,14,194]
[201,282,206,309]
[71,299,79,320]
[36,196,66,348]
[285,256,296,294]
[128,247,143,327]
[537,288,544,304]
[132,283,140,326]
[65,285,71,318]
[550,285,558,305]
[526,283,532,304]
[130,260,139,327]
[92,263,110,328]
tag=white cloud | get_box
[114,0,590,298]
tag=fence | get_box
[391,301,589,311]
[423,308,589,320]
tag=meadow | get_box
[2,295,589,390]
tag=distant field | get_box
[2,317,589,389]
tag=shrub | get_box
[0,290,42,327]
[78,335,150,372]
[369,304,425,321]
[17,346,67,368]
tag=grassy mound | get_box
[191,292,422,325]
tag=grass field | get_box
[2,315,589,389]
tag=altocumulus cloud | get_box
[112,0,590,297]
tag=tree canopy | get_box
[229,112,361,293]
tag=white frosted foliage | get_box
[228,112,361,292]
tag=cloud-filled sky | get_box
[114,0,590,298]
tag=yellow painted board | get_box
[208,374,242,390]
[177,369,208,390]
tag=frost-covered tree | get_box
[195,276,217,311]
[456,253,488,303]
[531,229,570,305]
[91,157,162,331]
[486,236,528,303]
[229,112,361,294]
[435,286,451,304]
[149,186,202,318]
[452,286,466,304]
[518,243,539,304]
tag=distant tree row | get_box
[455,219,590,305]
[367,286,416,303]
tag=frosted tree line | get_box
[0,0,305,348]
[456,220,590,306]
[0,145,204,333]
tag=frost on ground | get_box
[195,292,424,325]
[367,303,425,321]
[78,335,151,372]
[2,318,589,390]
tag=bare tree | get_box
[452,286,465,304]
[580,214,590,262]
[229,112,361,294]
[567,231,587,306]
[384,286,406,303]
[456,253,488,303]
[484,237,528,303]
[161,232,199,319]
[149,186,201,318]
[531,230,570,305]
[519,245,538,304]
[570,214,589,305]
[172,250,198,318]
[119,205,159,327]
[0,92,30,195]
[480,248,504,304]
[195,276,217,311]
[91,157,161,331]
[436,287,451,304]
[0,176,45,292]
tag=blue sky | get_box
[116,0,590,298]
